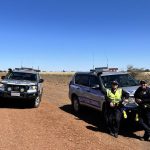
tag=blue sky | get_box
[0,0,150,71]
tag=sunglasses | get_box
[141,83,146,85]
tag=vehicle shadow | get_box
[60,104,142,139]
[0,98,32,109]
[60,104,109,133]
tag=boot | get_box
[114,133,118,138]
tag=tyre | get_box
[72,96,80,114]
[102,102,108,123]
[31,94,42,108]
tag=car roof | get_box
[75,72,91,75]
[12,68,38,74]
[75,71,128,76]
[101,72,128,76]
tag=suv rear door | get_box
[74,74,105,111]
[74,74,91,105]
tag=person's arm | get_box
[99,77,107,95]
[98,78,113,104]
[141,88,150,104]
[134,87,143,104]
[120,90,129,104]
[142,99,150,104]
[122,90,129,99]
[134,88,140,99]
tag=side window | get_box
[75,74,89,86]
[89,76,99,87]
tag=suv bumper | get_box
[0,90,38,100]
[122,104,139,121]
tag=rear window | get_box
[75,74,89,86]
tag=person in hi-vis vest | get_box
[104,80,129,138]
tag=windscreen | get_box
[101,74,139,88]
[6,72,37,81]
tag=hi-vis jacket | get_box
[106,88,129,104]
[106,88,122,104]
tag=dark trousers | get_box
[105,105,122,134]
[139,107,150,138]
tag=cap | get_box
[140,80,147,84]
[111,80,119,85]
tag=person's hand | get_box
[124,99,129,103]
[122,99,128,106]
[110,102,115,107]
[136,99,142,104]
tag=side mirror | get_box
[39,79,44,83]
[91,84,100,89]
[1,76,5,80]
[69,80,73,85]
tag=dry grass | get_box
[0,71,149,84]
[0,72,6,77]
[134,72,150,84]
[40,72,75,75]
[41,74,73,85]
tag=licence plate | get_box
[11,92,20,97]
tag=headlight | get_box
[20,88,25,92]
[29,86,37,90]
[0,83,4,91]
[7,87,12,91]
[0,83,4,88]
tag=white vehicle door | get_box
[75,74,91,105]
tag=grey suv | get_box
[69,68,139,116]
[0,68,44,108]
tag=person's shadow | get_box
[60,104,142,139]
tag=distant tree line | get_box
[127,65,150,77]
[0,70,7,72]
[127,65,150,72]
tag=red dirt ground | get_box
[0,74,149,150]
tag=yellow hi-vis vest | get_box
[106,88,122,104]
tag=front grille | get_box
[5,85,28,92]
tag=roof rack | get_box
[90,67,118,74]
[14,67,41,72]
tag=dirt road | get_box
[0,75,149,150]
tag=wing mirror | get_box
[91,84,100,89]
[39,79,44,83]
[1,76,5,80]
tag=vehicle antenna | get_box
[92,52,95,70]
[21,60,23,68]
[106,57,109,68]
